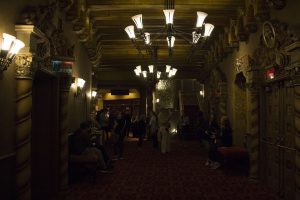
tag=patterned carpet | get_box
[63,138,279,200]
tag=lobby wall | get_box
[0,0,93,198]
[63,21,93,132]
[219,1,300,146]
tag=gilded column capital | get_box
[14,54,34,79]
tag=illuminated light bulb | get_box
[148,65,154,73]
[204,23,214,37]
[124,25,136,39]
[132,14,143,29]
[196,11,208,28]
[163,9,175,24]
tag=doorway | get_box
[31,70,59,200]
[261,80,295,200]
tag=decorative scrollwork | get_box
[262,21,276,48]
[15,55,33,78]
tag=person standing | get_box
[149,110,159,148]
[204,113,220,168]
[158,108,172,154]
[124,108,132,137]
[112,112,126,159]
[220,116,233,147]
[136,114,146,147]
[195,111,208,144]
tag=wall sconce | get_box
[200,90,205,96]
[92,91,97,98]
[74,78,85,97]
[0,33,25,72]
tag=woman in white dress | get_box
[158,108,172,154]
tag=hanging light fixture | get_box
[125,7,214,57]
[204,23,215,37]
[144,32,151,45]
[92,91,97,98]
[124,25,136,39]
[167,36,175,48]
[134,64,177,81]
[0,33,25,72]
[163,9,175,24]
[131,14,143,29]
[196,11,208,28]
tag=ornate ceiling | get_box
[62,0,281,85]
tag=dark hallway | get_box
[63,139,278,200]
[1,0,300,200]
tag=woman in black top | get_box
[113,112,126,159]
[220,116,233,147]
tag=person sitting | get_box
[69,121,112,173]
[207,116,233,169]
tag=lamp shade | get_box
[148,65,154,73]
[204,23,214,37]
[192,31,201,44]
[77,78,85,88]
[132,14,143,29]
[136,65,142,73]
[166,65,171,72]
[2,33,16,51]
[167,36,175,47]
[134,68,141,76]
[163,9,175,24]
[196,11,208,28]
[144,32,151,45]
[142,70,147,78]
[8,39,25,58]
[171,68,177,76]
[124,25,136,39]
[157,71,161,79]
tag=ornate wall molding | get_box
[15,55,33,79]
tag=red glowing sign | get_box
[266,68,275,80]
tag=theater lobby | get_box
[1,0,300,200]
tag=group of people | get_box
[196,111,233,169]
[69,107,233,176]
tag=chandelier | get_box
[124,6,214,57]
[134,64,177,80]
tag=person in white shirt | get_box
[158,108,172,154]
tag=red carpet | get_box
[63,138,279,200]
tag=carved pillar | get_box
[218,82,227,117]
[293,75,300,200]
[14,25,48,200]
[246,69,260,181]
[15,54,34,200]
[58,74,72,192]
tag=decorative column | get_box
[15,54,34,200]
[293,75,300,200]
[146,84,155,113]
[218,82,227,117]
[58,74,73,192]
[246,69,260,181]
[14,25,49,200]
